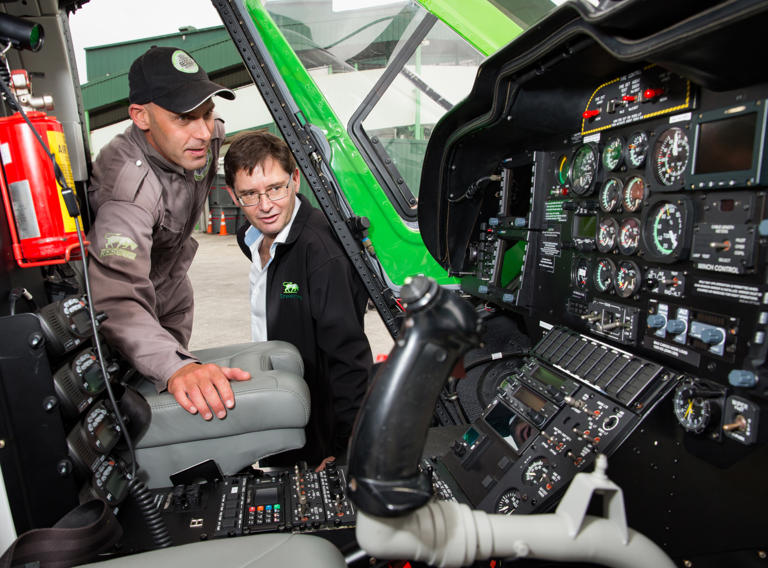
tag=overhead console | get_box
[418,0,768,563]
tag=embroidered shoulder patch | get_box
[100,232,138,260]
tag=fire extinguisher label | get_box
[0,142,12,165]
[47,130,78,234]
[9,180,41,239]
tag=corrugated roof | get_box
[81,26,247,130]
[84,26,230,81]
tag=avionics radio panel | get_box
[440,327,677,515]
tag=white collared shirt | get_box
[245,199,302,342]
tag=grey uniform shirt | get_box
[86,119,225,390]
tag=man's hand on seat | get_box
[167,362,251,420]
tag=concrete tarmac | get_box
[187,232,394,357]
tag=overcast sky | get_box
[68,0,403,83]
[68,0,231,81]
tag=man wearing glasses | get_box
[225,131,373,470]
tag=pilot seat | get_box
[133,340,310,488]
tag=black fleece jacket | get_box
[237,195,372,465]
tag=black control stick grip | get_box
[347,275,482,517]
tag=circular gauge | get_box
[645,201,685,259]
[594,258,616,293]
[626,131,649,168]
[599,177,623,213]
[572,257,590,290]
[602,136,624,171]
[495,489,522,515]
[654,127,690,186]
[673,379,712,434]
[618,217,641,255]
[597,217,619,253]
[522,457,550,486]
[556,154,569,187]
[614,260,641,298]
[622,176,646,212]
[569,144,598,195]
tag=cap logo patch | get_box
[171,50,199,74]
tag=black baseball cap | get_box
[129,46,235,113]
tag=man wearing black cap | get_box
[87,47,243,421]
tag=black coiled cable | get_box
[128,477,171,548]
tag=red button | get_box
[582,109,600,119]
[622,95,636,102]
[643,88,664,100]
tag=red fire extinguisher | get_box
[0,70,86,267]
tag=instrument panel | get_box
[439,51,768,561]
[465,66,768,400]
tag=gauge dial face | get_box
[599,178,623,213]
[556,154,569,186]
[627,131,649,168]
[673,380,712,434]
[597,217,619,253]
[614,260,641,298]
[573,257,590,290]
[622,176,646,212]
[594,258,616,293]
[646,201,685,258]
[495,489,522,515]
[618,217,641,255]
[602,136,624,171]
[522,457,550,486]
[569,144,598,195]
[654,127,690,186]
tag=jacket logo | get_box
[100,232,138,260]
[282,281,299,294]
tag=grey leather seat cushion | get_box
[79,533,345,567]
[135,341,309,486]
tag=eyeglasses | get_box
[235,180,292,207]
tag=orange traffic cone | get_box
[206,211,213,233]
[219,211,228,236]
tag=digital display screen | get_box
[71,310,92,335]
[253,487,279,504]
[484,403,538,454]
[695,112,756,174]
[105,469,128,501]
[572,215,597,238]
[463,427,480,447]
[513,385,546,412]
[82,364,105,394]
[532,365,566,389]
[93,419,119,452]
